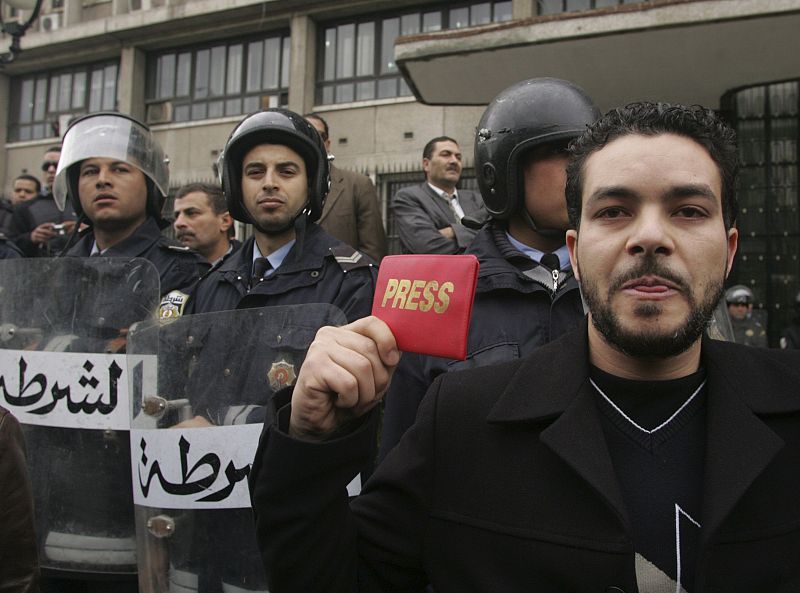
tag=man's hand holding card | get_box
[289,255,479,439]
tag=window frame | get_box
[315,2,512,106]
[8,61,118,142]
[145,30,291,125]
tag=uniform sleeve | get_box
[393,188,461,255]
[352,174,387,263]
[333,264,378,323]
[250,376,442,593]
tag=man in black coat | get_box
[10,147,79,257]
[250,102,800,592]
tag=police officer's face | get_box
[520,143,571,231]
[11,179,38,205]
[566,133,738,358]
[78,157,148,231]
[727,302,750,321]
[173,192,232,260]
[240,144,308,234]
[423,141,462,191]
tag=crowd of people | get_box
[1,77,800,593]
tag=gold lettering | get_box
[434,282,454,314]
[419,280,437,312]
[381,278,399,308]
[393,279,411,309]
[406,279,426,311]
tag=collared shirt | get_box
[89,241,105,256]
[505,232,571,270]
[210,242,235,268]
[252,239,296,278]
[427,183,466,220]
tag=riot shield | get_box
[0,257,160,583]
[707,298,735,342]
[128,304,349,593]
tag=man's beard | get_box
[581,255,724,358]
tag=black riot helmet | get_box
[54,112,170,223]
[219,108,330,227]
[475,78,600,227]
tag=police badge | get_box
[268,359,296,392]
[159,291,189,322]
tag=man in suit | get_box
[250,103,800,592]
[305,113,387,262]
[393,136,486,254]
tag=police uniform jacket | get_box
[393,183,486,254]
[10,193,77,257]
[189,220,377,321]
[66,217,206,296]
[251,323,800,593]
[379,222,584,459]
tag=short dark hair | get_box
[304,113,329,141]
[565,102,739,230]
[45,145,61,154]
[423,136,458,160]
[175,182,227,215]
[15,174,41,193]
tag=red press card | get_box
[371,254,479,360]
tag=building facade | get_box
[1,0,798,343]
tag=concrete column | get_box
[288,14,316,114]
[513,0,535,19]
[62,0,82,27]
[117,46,146,121]
[112,0,128,16]
[0,73,9,188]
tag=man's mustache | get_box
[608,255,690,294]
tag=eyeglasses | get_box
[41,160,59,171]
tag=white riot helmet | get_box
[54,112,170,221]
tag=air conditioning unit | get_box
[40,13,61,32]
[146,101,173,125]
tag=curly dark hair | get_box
[565,102,739,230]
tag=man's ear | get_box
[220,212,233,233]
[725,226,739,278]
[566,229,580,282]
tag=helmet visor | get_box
[53,114,169,210]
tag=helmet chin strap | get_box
[519,208,563,238]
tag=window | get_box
[146,32,290,125]
[537,0,642,14]
[9,62,118,142]
[723,80,800,344]
[317,2,512,105]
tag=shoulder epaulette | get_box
[329,244,372,272]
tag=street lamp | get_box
[0,0,44,64]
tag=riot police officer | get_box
[189,108,376,318]
[54,112,207,309]
[380,78,600,459]
[725,284,767,347]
